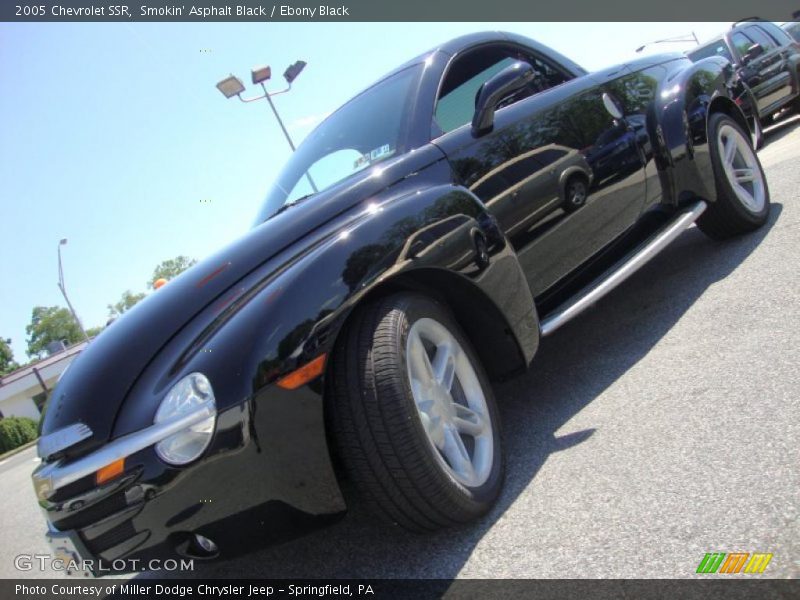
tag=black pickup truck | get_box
[33,31,770,575]
[688,19,800,145]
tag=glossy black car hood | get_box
[41,144,446,460]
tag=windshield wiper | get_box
[271,193,316,218]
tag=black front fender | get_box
[241,182,539,387]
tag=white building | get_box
[0,341,88,420]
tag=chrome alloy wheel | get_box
[406,317,493,488]
[717,123,766,213]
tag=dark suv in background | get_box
[688,19,800,145]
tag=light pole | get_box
[57,239,90,342]
[216,60,317,192]
[636,32,699,53]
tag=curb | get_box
[0,439,38,462]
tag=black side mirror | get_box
[472,62,535,137]
[743,43,764,63]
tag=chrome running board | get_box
[540,200,707,337]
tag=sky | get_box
[0,21,730,361]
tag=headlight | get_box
[154,373,216,465]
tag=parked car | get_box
[584,113,648,185]
[783,21,800,43]
[687,18,800,146]
[469,143,594,237]
[33,31,770,576]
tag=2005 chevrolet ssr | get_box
[32,31,770,575]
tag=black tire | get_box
[563,174,589,212]
[328,292,504,532]
[696,113,770,240]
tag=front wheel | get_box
[329,293,504,532]
[696,112,770,240]
[563,175,589,212]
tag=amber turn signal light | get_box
[96,458,125,485]
[276,354,327,390]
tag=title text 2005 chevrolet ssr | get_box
[33,32,770,574]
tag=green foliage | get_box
[0,337,18,376]
[107,289,146,318]
[25,306,83,360]
[148,256,197,288]
[21,256,198,361]
[85,326,103,338]
[0,417,39,453]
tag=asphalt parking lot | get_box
[1,115,798,580]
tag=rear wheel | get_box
[329,293,503,531]
[697,113,770,240]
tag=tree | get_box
[86,326,104,338]
[0,337,19,376]
[25,306,84,359]
[148,256,197,288]
[107,290,146,318]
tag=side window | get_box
[743,26,778,51]
[731,31,756,57]
[434,45,572,135]
[528,55,571,89]
[435,54,518,134]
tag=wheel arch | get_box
[325,266,533,387]
[707,95,750,139]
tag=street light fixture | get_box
[215,75,246,99]
[57,239,90,342]
[283,61,306,84]
[251,65,272,85]
[636,32,699,53]
[216,59,317,193]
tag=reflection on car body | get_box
[585,114,648,186]
[468,144,593,238]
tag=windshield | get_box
[254,64,422,224]
[687,39,733,63]
[785,22,800,42]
